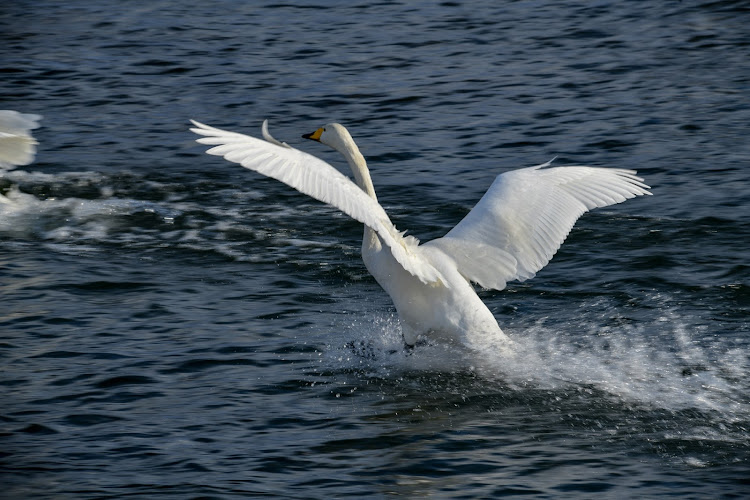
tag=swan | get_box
[190,119,650,350]
[0,110,42,171]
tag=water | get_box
[2,0,749,497]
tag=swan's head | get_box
[302,123,354,153]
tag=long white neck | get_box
[340,140,376,200]
[334,134,382,255]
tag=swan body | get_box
[0,110,42,171]
[190,120,650,349]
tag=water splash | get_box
[322,304,749,448]
[490,316,748,416]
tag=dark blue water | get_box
[2,1,749,497]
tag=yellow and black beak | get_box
[302,127,324,141]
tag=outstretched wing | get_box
[190,120,446,285]
[426,161,651,290]
[0,110,42,170]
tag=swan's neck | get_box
[337,138,382,255]
[341,141,376,200]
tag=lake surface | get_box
[1,1,749,497]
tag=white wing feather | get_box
[427,160,651,290]
[0,110,42,170]
[190,120,446,286]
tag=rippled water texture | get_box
[1,1,749,498]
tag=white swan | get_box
[190,120,650,350]
[0,110,42,171]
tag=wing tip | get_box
[261,119,291,148]
[189,119,213,137]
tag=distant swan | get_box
[0,110,42,171]
[190,120,650,350]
